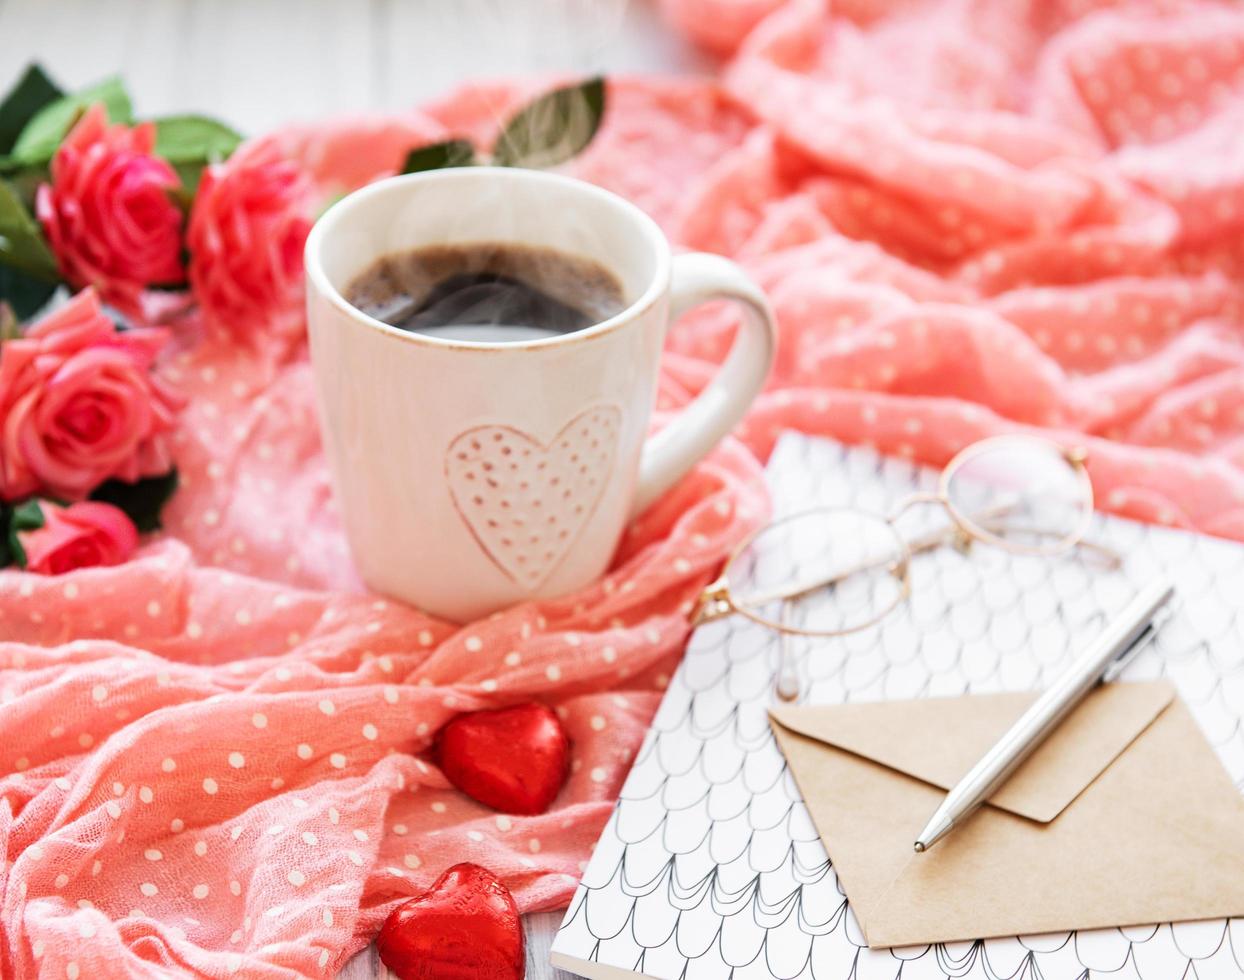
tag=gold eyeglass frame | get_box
[693,434,1115,639]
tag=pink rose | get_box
[0,289,184,502]
[187,139,313,342]
[18,500,138,574]
[35,104,186,314]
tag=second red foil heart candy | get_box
[377,862,524,980]
[435,702,570,814]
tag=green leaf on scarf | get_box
[0,177,58,280]
[5,498,46,568]
[10,75,133,166]
[0,64,63,155]
[154,114,243,165]
[492,77,605,169]
[90,469,179,534]
[401,139,477,174]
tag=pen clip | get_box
[1100,615,1164,684]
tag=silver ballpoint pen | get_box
[913,577,1175,853]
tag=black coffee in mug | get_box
[344,242,626,342]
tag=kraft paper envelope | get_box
[769,680,1244,949]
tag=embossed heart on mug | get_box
[446,405,621,589]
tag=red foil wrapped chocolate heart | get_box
[435,702,570,814]
[377,862,524,980]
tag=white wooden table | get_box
[0,1,713,975]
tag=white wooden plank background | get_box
[0,1,714,976]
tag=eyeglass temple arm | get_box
[720,502,1014,612]
[695,499,1118,625]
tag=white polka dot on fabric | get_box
[481,679,498,692]
[161,758,176,773]
[297,744,313,760]
[230,880,242,896]
[14,757,28,771]
[54,873,69,889]
[545,665,562,682]
[92,860,102,876]
[467,831,484,843]
[267,825,285,836]
[528,838,541,853]
[347,851,364,866]
[91,685,107,703]
[328,808,340,825]
[251,713,268,729]
[352,829,368,842]
[147,600,161,618]
[202,778,218,795]
[171,819,185,833]
[193,884,210,900]
[194,841,208,857]
[465,636,483,652]
[495,815,512,832]
[78,733,93,749]
[404,853,422,869]
[228,752,245,769]
[145,849,162,862]
[319,950,330,969]
[590,716,606,731]
[55,777,71,791]
[317,699,335,716]
[504,651,522,667]
[67,963,80,980]
[106,801,122,819]
[392,823,408,836]
[302,832,318,845]
[139,786,154,804]
[323,908,333,927]
[418,630,434,646]
[140,883,158,897]
[63,583,79,600]
[591,767,607,783]
[288,869,307,887]
[383,685,399,704]
[431,802,447,814]
[330,753,347,769]
[602,647,617,663]
[362,724,378,741]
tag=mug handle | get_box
[630,252,777,517]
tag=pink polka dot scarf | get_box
[5,0,1244,975]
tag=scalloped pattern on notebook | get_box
[552,433,1244,980]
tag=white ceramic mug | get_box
[305,168,775,622]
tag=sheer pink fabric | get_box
[5,0,1244,975]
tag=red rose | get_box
[17,500,138,574]
[187,139,313,343]
[0,289,183,502]
[35,104,185,314]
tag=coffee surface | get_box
[345,242,626,342]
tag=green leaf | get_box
[0,177,58,281]
[154,114,243,165]
[401,139,477,174]
[492,77,606,169]
[10,76,133,166]
[89,469,179,534]
[0,64,63,155]
[0,265,57,321]
[6,497,46,568]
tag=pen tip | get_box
[913,841,926,853]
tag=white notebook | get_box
[551,432,1244,980]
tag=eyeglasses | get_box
[694,434,1118,641]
